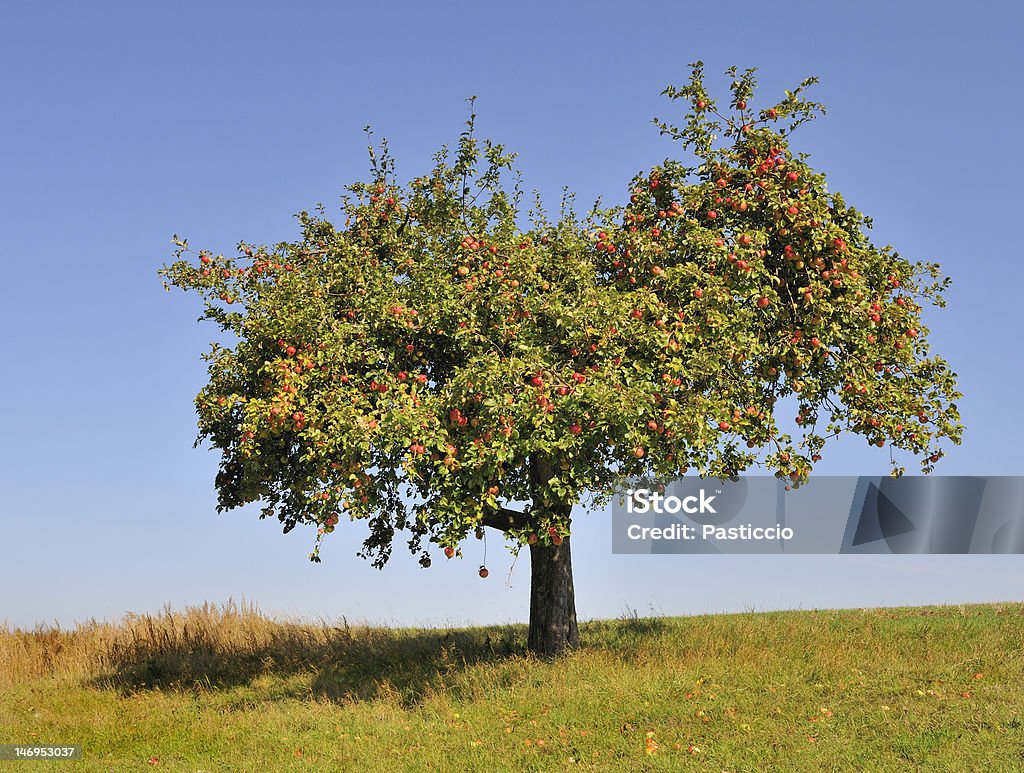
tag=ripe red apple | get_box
[767,108,777,118]
[531,375,544,387]
[707,210,718,220]
[444,546,455,559]
[552,535,564,546]
[696,100,706,110]
[736,99,746,110]
[693,288,704,298]
[478,567,489,578]
[527,533,538,545]
[569,423,582,435]
[757,297,770,308]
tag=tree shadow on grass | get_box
[87,608,528,707]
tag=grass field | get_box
[2,601,1023,771]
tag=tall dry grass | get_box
[1,599,521,701]
[1,600,352,689]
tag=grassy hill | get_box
[2,601,1022,771]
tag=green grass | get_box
[2,601,1023,771]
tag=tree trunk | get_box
[527,533,579,656]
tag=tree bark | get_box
[527,528,579,656]
[479,455,580,656]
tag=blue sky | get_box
[2,1,1023,630]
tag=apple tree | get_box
[160,64,962,656]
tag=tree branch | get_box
[482,506,529,532]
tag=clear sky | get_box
[2,1,1023,630]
